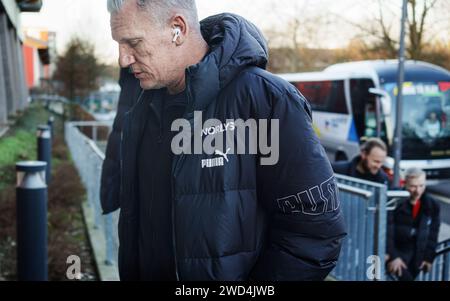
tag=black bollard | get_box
[16,161,48,281]
[47,116,55,139]
[37,125,51,184]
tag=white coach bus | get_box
[278,60,450,181]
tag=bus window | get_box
[294,81,348,114]
[364,103,377,137]
[350,79,374,137]
[383,81,450,160]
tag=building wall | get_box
[0,1,29,128]
[0,11,15,123]
[22,30,53,90]
[23,44,35,88]
[16,33,29,110]
[0,26,7,126]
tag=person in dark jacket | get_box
[103,0,346,281]
[386,168,440,281]
[332,138,390,187]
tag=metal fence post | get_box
[93,125,98,144]
[37,125,52,184]
[374,184,387,281]
[16,161,48,281]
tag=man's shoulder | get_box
[377,168,390,183]
[423,192,441,209]
[234,67,300,97]
[331,160,353,175]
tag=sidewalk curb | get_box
[81,202,120,281]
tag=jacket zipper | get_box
[120,90,145,211]
[158,99,164,143]
[171,69,195,281]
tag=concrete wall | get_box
[0,16,7,126]
[0,11,12,125]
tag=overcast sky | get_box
[20,0,448,64]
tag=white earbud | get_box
[172,27,181,43]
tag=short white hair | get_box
[405,167,426,182]
[107,0,199,31]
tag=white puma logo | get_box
[201,149,231,169]
[214,148,231,162]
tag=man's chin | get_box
[411,195,420,201]
[370,169,379,175]
[139,80,163,91]
[139,80,151,90]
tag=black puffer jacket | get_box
[100,13,346,281]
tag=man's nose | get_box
[118,50,135,68]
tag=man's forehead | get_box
[407,176,426,185]
[110,10,144,40]
[369,147,387,157]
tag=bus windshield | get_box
[383,81,450,160]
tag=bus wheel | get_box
[335,152,348,162]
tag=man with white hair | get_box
[101,0,346,281]
[386,168,440,281]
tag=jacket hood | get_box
[201,13,269,82]
[186,13,269,112]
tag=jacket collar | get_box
[400,191,434,215]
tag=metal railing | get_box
[417,239,450,281]
[65,121,118,269]
[331,174,389,281]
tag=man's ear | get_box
[360,151,367,160]
[171,14,188,45]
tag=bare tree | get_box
[407,0,438,58]
[346,0,441,60]
[263,0,333,72]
